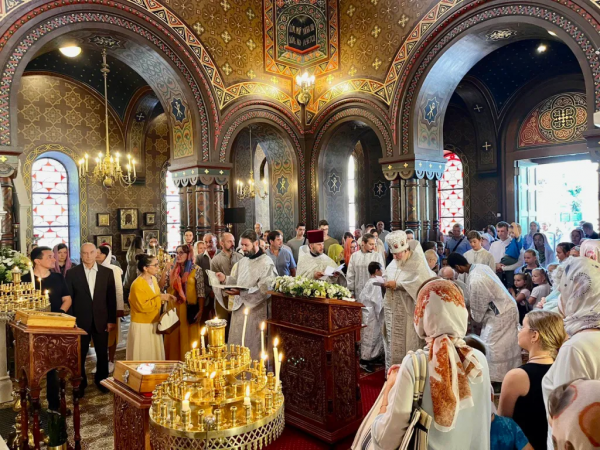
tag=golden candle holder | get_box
[149,318,285,450]
[0,267,50,321]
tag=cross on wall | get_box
[482,141,492,151]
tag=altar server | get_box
[347,233,384,299]
[358,261,385,372]
[215,230,277,360]
[296,230,346,285]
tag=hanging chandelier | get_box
[236,127,268,200]
[78,48,136,188]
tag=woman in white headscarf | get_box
[381,231,435,372]
[542,256,600,447]
[529,232,556,268]
[372,279,490,449]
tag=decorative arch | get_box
[218,108,306,224]
[390,2,600,155]
[22,143,88,253]
[0,3,213,161]
[310,106,393,225]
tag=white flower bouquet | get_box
[0,246,31,283]
[273,276,352,300]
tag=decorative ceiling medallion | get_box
[326,170,341,194]
[373,180,387,198]
[485,29,517,41]
[264,0,339,78]
[170,98,186,123]
[88,35,122,48]
[276,176,288,195]
[423,97,439,125]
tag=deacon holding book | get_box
[296,229,346,285]
[214,230,277,360]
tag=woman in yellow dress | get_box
[162,244,206,361]
[126,254,175,360]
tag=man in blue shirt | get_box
[266,230,296,276]
[445,223,471,256]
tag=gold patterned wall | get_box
[18,74,169,262]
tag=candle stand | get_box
[149,318,285,449]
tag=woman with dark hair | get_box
[52,243,77,276]
[163,244,206,361]
[555,242,574,262]
[123,236,144,304]
[126,254,175,360]
[530,233,556,268]
[570,228,585,246]
[486,225,497,240]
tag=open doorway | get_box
[516,158,598,249]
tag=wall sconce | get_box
[295,72,315,106]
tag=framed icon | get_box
[118,208,138,230]
[121,233,136,252]
[95,235,113,248]
[144,212,157,226]
[143,229,160,248]
[97,213,110,227]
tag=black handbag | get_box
[186,303,200,324]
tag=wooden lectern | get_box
[10,320,86,450]
[268,293,364,444]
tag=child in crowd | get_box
[518,249,540,276]
[358,261,385,373]
[501,222,523,267]
[436,241,445,264]
[510,273,533,324]
[529,268,551,308]
[464,230,496,271]
[570,245,580,257]
[536,264,559,311]
[441,257,448,268]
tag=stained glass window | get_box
[438,151,464,235]
[32,158,70,248]
[348,155,356,232]
[166,171,181,251]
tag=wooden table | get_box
[101,378,153,450]
[10,321,86,450]
[268,293,364,444]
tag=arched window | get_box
[166,171,181,251]
[32,158,70,247]
[438,150,464,235]
[348,154,356,232]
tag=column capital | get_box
[169,164,231,187]
[380,156,445,181]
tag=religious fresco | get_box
[518,92,587,148]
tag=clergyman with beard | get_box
[215,230,277,360]
[296,230,346,286]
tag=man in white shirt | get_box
[489,221,522,288]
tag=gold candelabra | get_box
[0,266,50,321]
[149,318,285,450]
[235,127,268,201]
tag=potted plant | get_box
[47,411,68,450]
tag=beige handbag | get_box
[157,302,179,335]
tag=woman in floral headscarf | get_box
[371,279,490,449]
[542,256,600,448]
[548,379,600,450]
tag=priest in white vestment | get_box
[215,230,277,360]
[448,253,521,382]
[382,231,435,372]
[347,233,385,298]
[296,230,346,285]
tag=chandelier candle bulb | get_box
[241,307,249,347]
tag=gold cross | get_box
[219,170,224,175]
[205,169,210,174]
[0,156,7,162]
[387,164,392,170]
[403,163,408,168]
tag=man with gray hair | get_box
[445,223,471,256]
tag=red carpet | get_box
[266,369,386,450]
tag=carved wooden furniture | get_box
[267,293,364,444]
[9,321,86,450]
[101,361,179,450]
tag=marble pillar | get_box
[213,184,225,236]
[389,179,401,232]
[404,178,421,236]
[195,183,211,237]
[0,178,14,248]
[178,187,187,239]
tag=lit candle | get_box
[210,371,216,399]
[261,352,268,373]
[84,153,89,171]
[276,353,283,389]
[200,327,206,349]
[45,290,49,301]
[38,277,42,296]
[132,159,137,178]
[244,385,251,406]
[273,338,279,376]
[182,391,190,412]
[192,341,198,358]
[241,307,249,347]
[260,321,265,356]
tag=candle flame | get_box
[273,337,279,347]
[261,352,268,361]
[192,341,197,349]
[260,321,265,331]
[244,307,249,315]
[44,289,49,294]
[201,327,206,336]
[210,371,216,380]
[279,353,283,362]
[184,392,191,401]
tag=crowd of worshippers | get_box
[25,218,600,450]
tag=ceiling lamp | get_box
[295,72,315,106]
[59,46,82,58]
[235,127,268,201]
[78,49,136,188]
[547,30,557,37]
[537,44,547,53]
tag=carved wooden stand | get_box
[9,321,86,450]
[268,293,364,444]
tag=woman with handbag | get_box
[371,279,492,450]
[163,244,206,361]
[126,254,175,360]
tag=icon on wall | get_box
[144,212,157,226]
[95,235,113,248]
[97,213,110,227]
[118,208,138,230]
[121,233,136,252]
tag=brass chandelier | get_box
[235,127,268,200]
[78,49,137,188]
